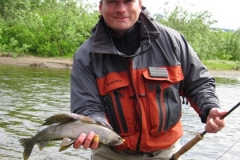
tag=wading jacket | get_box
[71,12,220,152]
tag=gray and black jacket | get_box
[70,11,220,151]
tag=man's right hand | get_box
[73,131,99,149]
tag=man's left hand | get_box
[205,108,227,133]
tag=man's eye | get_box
[107,0,116,3]
[126,0,134,2]
[106,0,135,5]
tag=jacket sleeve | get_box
[70,41,107,124]
[177,34,220,123]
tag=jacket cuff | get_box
[200,105,219,123]
[88,113,112,129]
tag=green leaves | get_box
[157,2,239,61]
[0,0,239,61]
[0,0,99,57]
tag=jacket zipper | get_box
[128,58,142,151]
[156,84,164,132]
[114,90,128,133]
[164,90,170,131]
[104,94,121,133]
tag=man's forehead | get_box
[102,0,138,2]
[100,0,141,4]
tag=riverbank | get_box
[0,56,72,69]
[0,56,240,77]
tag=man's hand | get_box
[205,108,227,133]
[73,131,99,149]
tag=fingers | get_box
[73,133,86,149]
[73,131,99,150]
[205,117,225,133]
[208,108,228,120]
[91,135,99,149]
[216,109,228,118]
[206,108,227,133]
[82,131,98,149]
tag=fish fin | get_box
[42,113,96,125]
[37,142,48,151]
[59,135,100,152]
[19,138,35,160]
[76,114,96,123]
[59,138,75,152]
[42,113,75,125]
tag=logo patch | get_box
[107,79,122,87]
[149,67,168,78]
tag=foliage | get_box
[0,0,239,60]
[227,29,240,60]
[0,0,99,57]
[202,60,240,70]
[157,2,240,61]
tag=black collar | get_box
[91,12,160,56]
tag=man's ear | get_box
[99,1,103,14]
[139,0,142,9]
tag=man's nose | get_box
[115,2,127,12]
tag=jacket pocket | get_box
[142,67,183,133]
[163,85,182,131]
[97,72,138,136]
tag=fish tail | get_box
[19,138,35,160]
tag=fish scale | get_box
[19,113,124,160]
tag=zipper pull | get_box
[115,90,124,98]
[182,97,185,104]
[182,97,188,105]
[156,84,161,98]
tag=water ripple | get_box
[1,64,240,160]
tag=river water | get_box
[0,64,240,160]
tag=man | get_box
[70,0,226,159]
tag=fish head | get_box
[107,133,125,146]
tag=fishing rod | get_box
[169,101,240,160]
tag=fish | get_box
[19,113,124,160]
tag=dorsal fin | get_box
[42,113,96,125]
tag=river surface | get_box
[0,64,240,160]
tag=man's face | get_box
[99,0,142,36]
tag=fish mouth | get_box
[112,138,125,146]
[118,139,125,145]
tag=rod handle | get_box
[171,133,204,160]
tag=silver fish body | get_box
[19,113,124,160]
[32,120,121,145]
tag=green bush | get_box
[0,0,99,57]
[0,0,239,60]
[157,2,239,61]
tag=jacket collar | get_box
[91,12,160,55]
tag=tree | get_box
[156,2,239,61]
[0,0,99,56]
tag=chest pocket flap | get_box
[143,66,184,83]
[97,72,129,95]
